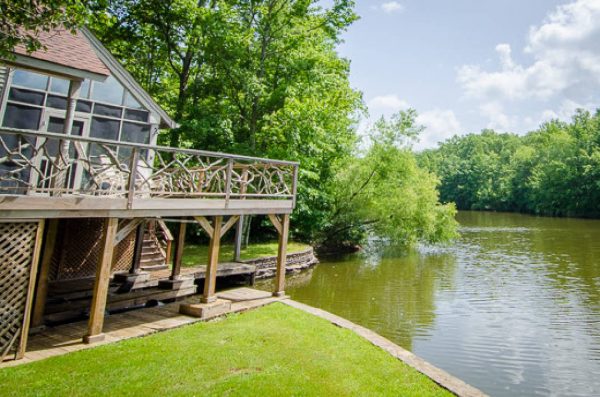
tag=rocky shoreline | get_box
[242,248,319,279]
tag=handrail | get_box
[0,127,300,206]
[0,127,299,166]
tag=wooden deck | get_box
[1,288,286,368]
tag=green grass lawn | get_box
[182,241,311,267]
[0,303,451,397]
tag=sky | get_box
[333,0,600,150]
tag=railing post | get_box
[225,159,233,208]
[127,148,139,210]
[291,164,299,208]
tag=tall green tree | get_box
[0,0,89,58]
[90,0,363,242]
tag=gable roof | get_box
[4,27,177,129]
[14,29,110,78]
[81,28,177,129]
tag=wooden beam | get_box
[83,217,118,344]
[16,220,45,359]
[201,216,222,304]
[273,214,290,297]
[268,214,282,235]
[171,222,186,280]
[31,219,59,328]
[114,218,143,244]
[0,197,294,220]
[220,215,240,238]
[194,216,214,237]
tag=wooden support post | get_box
[129,220,145,275]
[233,215,244,262]
[83,218,118,344]
[16,220,45,359]
[31,219,59,329]
[171,221,186,280]
[201,216,222,303]
[273,214,290,297]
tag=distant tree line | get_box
[419,110,600,218]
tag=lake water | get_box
[282,211,600,396]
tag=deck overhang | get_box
[0,196,294,219]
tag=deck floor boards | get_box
[1,288,286,368]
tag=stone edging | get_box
[281,299,488,397]
[242,247,319,279]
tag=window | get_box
[124,109,149,122]
[3,68,155,148]
[46,95,68,110]
[12,70,48,90]
[79,79,91,99]
[2,104,42,130]
[8,88,45,105]
[49,77,70,95]
[94,103,122,118]
[91,75,124,105]
[123,91,142,109]
[76,100,92,113]
[122,122,150,144]
[90,117,120,141]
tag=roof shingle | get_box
[14,28,110,77]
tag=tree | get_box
[322,110,458,249]
[0,0,89,58]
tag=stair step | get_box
[141,249,162,256]
[141,255,165,262]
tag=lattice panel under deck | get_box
[0,222,39,360]
[51,219,135,281]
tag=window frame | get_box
[1,68,152,146]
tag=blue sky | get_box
[333,0,600,149]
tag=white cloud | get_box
[457,0,600,129]
[479,102,514,131]
[415,109,462,150]
[381,2,404,14]
[368,95,409,113]
[364,95,461,150]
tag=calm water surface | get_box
[283,212,600,396]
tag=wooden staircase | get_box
[140,229,169,271]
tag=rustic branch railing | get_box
[0,128,299,206]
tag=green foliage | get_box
[89,0,363,243]
[420,109,600,218]
[323,110,458,248]
[0,304,451,396]
[0,0,89,58]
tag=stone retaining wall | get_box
[242,248,319,279]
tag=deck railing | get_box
[0,127,299,207]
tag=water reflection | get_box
[287,242,457,351]
[282,211,600,396]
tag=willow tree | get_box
[324,110,458,249]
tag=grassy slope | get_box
[0,303,451,397]
[182,241,310,267]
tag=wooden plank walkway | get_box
[1,288,285,369]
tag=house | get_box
[0,28,297,361]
